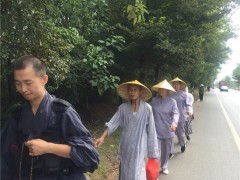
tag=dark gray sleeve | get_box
[1,115,20,179]
[61,107,100,169]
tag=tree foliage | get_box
[1,0,239,121]
[127,0,149,25]
[233,64,240,88]
[117,0,238,88]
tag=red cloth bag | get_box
[146,158,160,180]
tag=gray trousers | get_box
[175,121,186,146]
[158,138,173,171]
[170,121,186,153]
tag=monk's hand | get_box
[94,137,104,148]
[25,139,48,156]
[169,124,176,132]
[187,112,193,118]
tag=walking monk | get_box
[95,80,159,180]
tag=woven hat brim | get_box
[170,77,187,89]
[151,80,176,92]
[117,81,152,101]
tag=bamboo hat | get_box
[117,80,152,101]
[200,84,204,87]
[151,79,176,93]
[170,77,187,89]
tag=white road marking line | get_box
[216,92,240,153]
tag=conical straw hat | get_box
[117,80,152,101]
[170,77,187,89]
[151,79,176,93]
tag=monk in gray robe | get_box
[151,80,179,175]
[170,77,193,153]
[95,80,159,180]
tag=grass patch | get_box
[85,123,121,180]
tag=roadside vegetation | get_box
[1,0,240,178]
[2,0,240,123]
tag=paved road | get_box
[216,88,240,137]
[159,89,240,180]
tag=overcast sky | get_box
[216,6,240,82]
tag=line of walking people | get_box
[95,77,194,180]
[0,55,195,180]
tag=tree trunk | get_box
[154,63,160,83]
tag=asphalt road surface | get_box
[159,88,240,180]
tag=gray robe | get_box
[151,96,179,139]
[105,100,159,180]
[169,90,192,122]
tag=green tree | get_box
[224,75,233,87]
[1,0,83,114]
[52,0,125,104]
[232,64,240,88]
[113,0,236,88]
[127,0,149,25]
[1,0,125,119]
[2,0,240,125]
